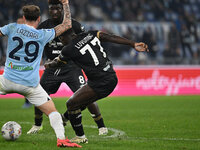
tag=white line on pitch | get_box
[130,137,200,141]
[1,121,200,142]
[84,125,126,138]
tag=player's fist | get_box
[59,0,69,4]
[134,42,149,52]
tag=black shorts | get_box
[87,73,118,99]
[40,65,85,95]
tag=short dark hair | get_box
[48,0,62,5]
[22,5,40,21]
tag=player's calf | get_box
[61,114,68,126]
[68,109,85,136]
[92,114,108,135]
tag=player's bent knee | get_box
[67,98,80,111]
[37,100,57,116]
[66,99,73,110]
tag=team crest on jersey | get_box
[46,29,52,32]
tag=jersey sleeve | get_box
[90,30,100,38]
[72,18,85,34]
[42,28,56,43]
[0,23,14,36]
[61,44,74,59]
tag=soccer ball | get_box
[1,121,22,141]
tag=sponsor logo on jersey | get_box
[8,62,33,71]
[103,61,112,71]
[52,50,61,54]
[9,62,13,69]
[103,64,110,71]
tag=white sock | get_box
[49,111,65,140]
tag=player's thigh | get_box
[64,68,85,92]
[67,84,98,111]
[0,76,27,95]
[0,75,7,94]
[0,76,51,107]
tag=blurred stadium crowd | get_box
[0,0,200,65]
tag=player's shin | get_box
[49,111,65,140]
[63,110,69,120]
[68,109,84,136]
[87,103,106,128]
[92,114,106,128]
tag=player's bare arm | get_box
[44,55,66,69]
[54,0,72,37]
[98,31,149,52]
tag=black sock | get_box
[25,98,30,104]
[93,115,105,128]
[68,110,84,136]
[34,107,43,126]
[63,111,69,120]
[35,117,43,126]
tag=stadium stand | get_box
[0,0,200,65]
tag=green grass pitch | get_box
[0,96,200,150]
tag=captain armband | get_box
[97,31,102,39]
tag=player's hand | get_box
[44,57,66,69]
[44,58,59,69]
[59,0,69,4]
[134,42,149,52]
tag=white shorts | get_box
[0,75,51,106]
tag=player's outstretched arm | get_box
[54,0,72,37]
[98,31,149,52]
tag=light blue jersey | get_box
[0,23,55,87]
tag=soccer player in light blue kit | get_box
[2,21,54,87]
[0,0,81,148]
